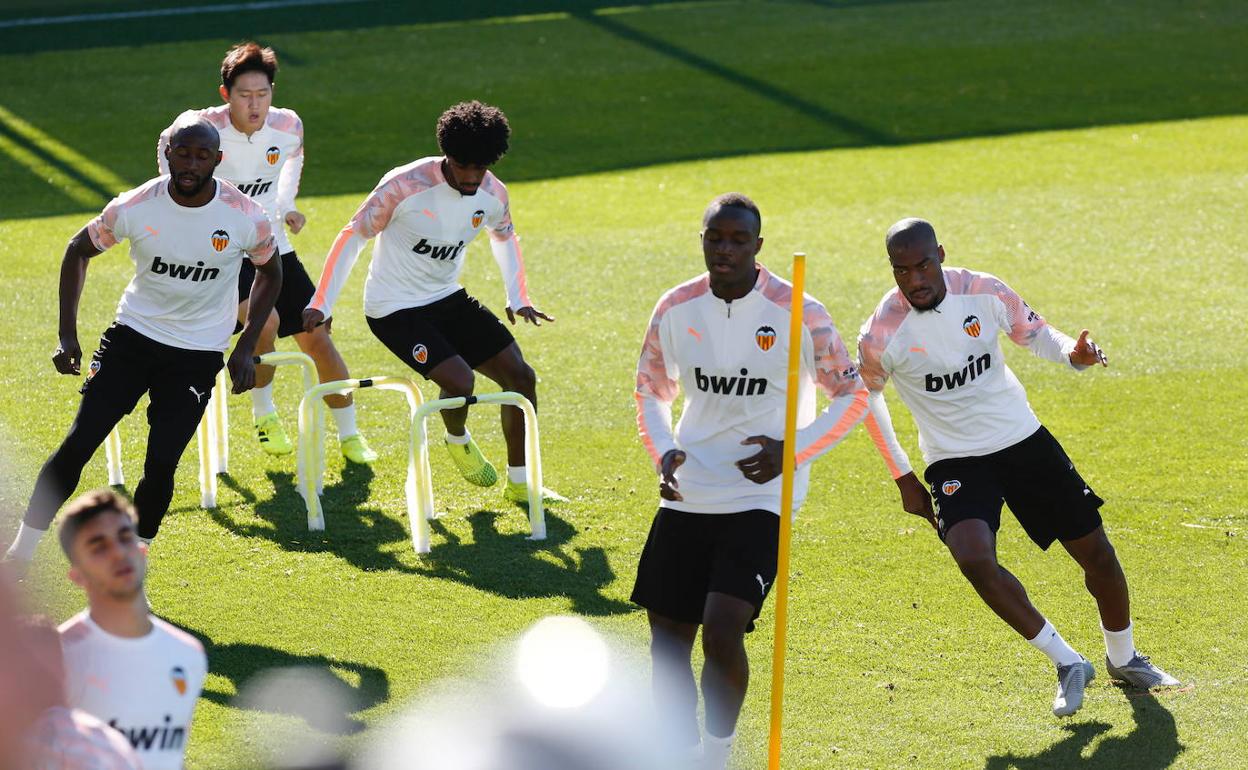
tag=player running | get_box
[2,116,279,571]
[304,100,557,504]
[859,217,1179,717]
[632,194,868,768]
[56,490,207,770]
[158,42,376,464]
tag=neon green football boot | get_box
[503,479,568,504]
[254,412,294,456]
[340,433,378,464]
[444,435,498,487]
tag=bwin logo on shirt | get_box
[237,179,273,197]
[150,256,221,282]
[412,238,466,261]
[694,367,767,396]
[109,715,186,751]
[924,353,991,392]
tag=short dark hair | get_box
[704,192,762,233]
[57,489,137,559]
[221,42,278,90]
[885,217,937,253]
[436,101,511,166]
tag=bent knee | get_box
[701,619,748,661]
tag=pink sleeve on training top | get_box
[85,181,163,251]
[947,268,1048,346]
[635,278,709,467]
[856,288,909,392]
[347,162,440,239]
[479,172,515,242]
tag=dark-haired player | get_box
[304,100,557,503]
[2,116,279,572]
[158,41,376,464]
[55,490,207,770]
[633,193,868,767]
[859,217,1179,717]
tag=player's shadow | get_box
[206,462,420,574]
[414,509,634,617]
[183,625,389,734]
[206,465,631,616]
[983,690,1183,770]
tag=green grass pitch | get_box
[0,1,1245,767]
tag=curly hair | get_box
[436,101,511,166]
[221,41,278,90]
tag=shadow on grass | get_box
[206,463,632,617]
[984,690,1183,770]
[182,624,388,734]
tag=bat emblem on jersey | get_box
[941,480,962,496]
[171,666,187,695]
[471,209,485,228]
[962,315,982,338]
[266,146,280,165]
[412,344,428,365]
[211,229,230,252]
[755,325,777,351]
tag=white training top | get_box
[158,105,304,254]
[86,177,276,351]
[635,266,869,515]
[59,612,208,770]
[24,706,143,770]
[857,267,1086,469]
[308,156,529,319]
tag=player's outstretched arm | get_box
[54,227,103,375]
[229,257,282,393]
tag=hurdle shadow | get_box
[414,509,635,617]
[182,625,388,734]
[983,690,1184,769]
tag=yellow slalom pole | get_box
[768,251,806,770]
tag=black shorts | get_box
[924,426,1104,550]
[365,289,515,376]
[631,507,780,632]
[237,250,316,338]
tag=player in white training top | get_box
[859,218,1179,717]
[2,117,279,572]
[632,194,868,768]
[158,42,376,464]
[56,490,207,770]
[304,101,557,504]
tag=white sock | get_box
[1103,623,1136,667]
[702,731,734,770]
[507,465,526,484]
[6,523,46,560]
[445,430,470,445]
[250,383,276,417]
[1027,620,1083,667]
[330,405,358,438]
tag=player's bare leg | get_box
[291,322,375,462]
[1061,525,1130,631]
[477,344,562,501]
[475,343,536,468]
[238,302,291,455]
[944,519,1045,638]
[647,611,700,753]
[700,592,754,767]
[427,356,495,486]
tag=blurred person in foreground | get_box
[56,490,207,769]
